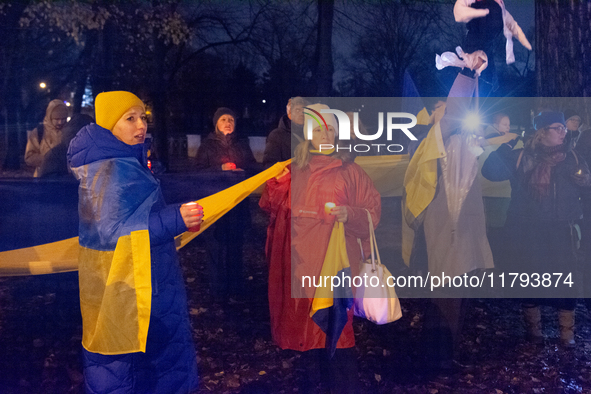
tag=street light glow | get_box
[39,82,47,89]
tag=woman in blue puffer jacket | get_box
[67,91,201,393]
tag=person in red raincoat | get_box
[260,103,381,393]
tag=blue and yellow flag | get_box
[310,222,353,357]
[71,157,158,355]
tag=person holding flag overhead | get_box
[260,103,381,393]
[67,91,201,393]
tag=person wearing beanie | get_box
[260,103,381,393]
[194,106,256,171]
[25,99,70,177]
[483,110,591,348]
[561,108,583,149]
[67,91,200,393]
[193,107,257,303]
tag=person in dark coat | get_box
[262,97,309,168]
[482,111,591,347]
[194,107,257,171]
[67,91,201,393]
[194,107,255,302]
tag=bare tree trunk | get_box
[1,1,30,170]
[536,0,591,123]
[151,37,169,169]
[314,0,334,96]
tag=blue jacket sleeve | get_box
[482,144,521,182]
[149,203,187,246]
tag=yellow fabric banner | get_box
[354,155,410,198]
[79,230,152,354]
[0,160,291,277]
[403,123,446,220]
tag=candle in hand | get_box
[325,202,336,215]
[185,202,203,232]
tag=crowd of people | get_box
[15,51,591,392]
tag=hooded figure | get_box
[67,91,199,393]
[260,103,381,393]
[37,113,94,177]
[25,99,69,177]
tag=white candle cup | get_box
[325,202,336,215]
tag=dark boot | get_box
[522,305,544,344]
[327,348,360,394]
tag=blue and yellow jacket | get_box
[68,123,188,355]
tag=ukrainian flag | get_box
[310,222,354,357]
[71,157,158,355]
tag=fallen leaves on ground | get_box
[0,198,590,393]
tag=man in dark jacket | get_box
[262,96,309,168]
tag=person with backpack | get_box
[25,99,69,177]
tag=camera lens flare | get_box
[463,112,481,131]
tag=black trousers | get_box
[296,348,360,394]
[204,200,249,300]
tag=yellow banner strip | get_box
[0,161,290,277]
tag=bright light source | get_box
[39,82,47,89]
[67,117,71,122]
[463,112,481,131]
[262,100,266,103]
[64,101,71,107]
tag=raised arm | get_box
[439,72,478,142]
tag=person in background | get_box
[67,91,201,393]
[195,107,257,171]
[194,107,256,302]
[482,111,591,348]
[564,108,583,149]
[38,113,93,177]
[262,96,309,168]
[565,108,583,134]
[25,99,69,177]
[260,103,381,393]
[484,112,511,138]
[572,110,591,312]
